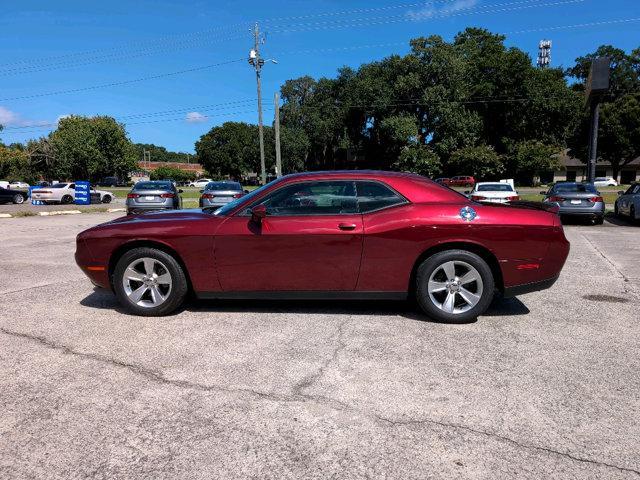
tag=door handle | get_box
[338,223,357,231]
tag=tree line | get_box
[196,28,640,183]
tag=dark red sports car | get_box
[76,171,570,322]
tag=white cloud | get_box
[56,114,72,124]
[0,106,19,126]
[185,111,207,123]
[408,0,479,20]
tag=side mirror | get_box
[251,204,267,223]
[539,191,547,195]
[178,189,184,193]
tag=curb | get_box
[39,210,83,216]
[0,213,13,218]
[107,208,126,213]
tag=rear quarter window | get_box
[356,181,406,213]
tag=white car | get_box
[0,181,9,189]
[31,183,115,204]
[468,182,520,204]
[8,181,30,189]
[189,178,213,188]
[594,177,618,187]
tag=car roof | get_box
[274,170,466,203]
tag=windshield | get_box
[553,183,597,193]
[134,182,172,191]
[206,182,242,191]
[477,184,513,192]
[212,183,273,215]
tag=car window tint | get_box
[206,182,241,191]
[477,184,513,192]
[356,181,405,213]
[631,184,640,194]
[257,181,357,216]
[554,183,597,193]
[135,182,171,190]
[69,184,75,189]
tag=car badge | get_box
[460,206,477,222]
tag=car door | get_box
[620,184,639,214]
[214,180,363,292]
[0,188,10,203]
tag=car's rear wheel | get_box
[113,248,188,316]
[416,250,494,323]
[61,194,73,204]
[13,194,24,204]
[101,195,112,204]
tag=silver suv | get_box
[615,183,640,221]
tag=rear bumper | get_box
[126,205,175,213]
[503,275,560,297]
[557,205,605,216]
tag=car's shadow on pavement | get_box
[81,288,530,323]
[603,213,637,227]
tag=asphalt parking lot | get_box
[0,213,639,479]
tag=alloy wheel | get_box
[122,257,173,308]
[427,260,483,314]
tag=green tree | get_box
[449,145,504,179]
[509,141,561,185]
[195,122,274,179]
[392,145,441,177]
[150,166,197,182]
[49,116,137,181]
[134,143,192,163]
[0,145,38,183]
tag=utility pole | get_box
[584,57,610,183]
[249,23,266,185]
[274,92,282,177]
[248,22,277,185]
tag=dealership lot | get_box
[0,214,639,479]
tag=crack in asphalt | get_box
[2,325,639,477]
[292,319,348,398]
[581,234,638,298]
[0,279,84,296]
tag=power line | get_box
[0,59,244,102]
[264,0,584,34]
[0,33,249,77]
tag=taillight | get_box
[588,196,603,203]
[506,195,520,201]
[471,195,485,201]
[232,193,244,199]
[160,193,175,198]
[548,196,564,202]
[127,193,139,199]
[201,193,213,199]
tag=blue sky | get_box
[0,0,638,152]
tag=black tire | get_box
[594,215,604,225]
[101,195,112,204]
[61,194,73,204]
[614,202,619,216]
[632,206,637,224]
[113,247,188,316]
[415,250,495,323]
[13,194,24,204]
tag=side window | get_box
[255,181,357,216]
[356,181,406,213]
[69,184,75,189]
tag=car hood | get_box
[109,208,213,224]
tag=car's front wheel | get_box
[102,195,112,204]
[113,247,188,316]
[61,195,73,204]
[13,194,24,204]
[415,250,494,323]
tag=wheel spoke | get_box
[443,292,456,313]
[129,285,148,304]
[150,286,164,305]
[459,270,480,285]
[125,267,145,282]
[428,280,448,293]
[458,287,480,306]
[442,261,456,280]
[142,258,155,276]
[156,273,171,285]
